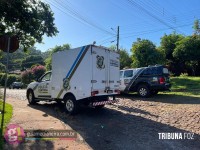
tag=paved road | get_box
[1,89,200,150]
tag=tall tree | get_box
[119,49,132,69]
[21,55,44,69]
[131,38,164,68]
[193,19,200,35]
[160,33,184,75]
[173,36,200,75]
[0,0,58,49]
[160,33,184,60]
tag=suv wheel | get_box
[64,95,79,115]
[27,90,36,105]
[137,84,150,98]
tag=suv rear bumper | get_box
[150,83,171,91]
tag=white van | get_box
[27,45,120,114]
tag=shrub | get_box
[21,70,34,84]
[180,73,188,77]
[0,74,19,87]
[0,63,5,72]
[7,75,17,86]
[32,65,46,80]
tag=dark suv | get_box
[120,65,171,97]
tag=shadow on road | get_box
[27,102,200,150]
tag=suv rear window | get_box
[141,66,169,76]
[163,68,169,74]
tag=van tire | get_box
[64,95,79,115]
[27,90,36,105]
[137,84,150,98]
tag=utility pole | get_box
[117,26,119,52]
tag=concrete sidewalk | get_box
[4,97,91,150]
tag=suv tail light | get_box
[159,77,165,84]
[91,91,99,96]
[114,89,120,94]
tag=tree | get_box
[173,36,200,75]
[160,33,184,75]
[0,63,5,72]
[131,39,164,68]
[119,49,132,69]
[109,45,117,51]
[31,65,46,80]
[193,19,200,35]
[160,33,184,60]
[0,0,58,49]
[45,44,71,70]
[21,55,44,69]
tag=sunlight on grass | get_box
[164,91,200,98]
[0,100,13,148]
[171,77,200,90]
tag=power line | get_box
[47,0,114,35]
[120,23,193,39]
[126,0,184,34]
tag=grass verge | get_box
[166,76,200,97]
[0,100,13,149]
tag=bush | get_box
[21,70,34,84]
[0,63,5,72]
[7,75,17,86]
[180,73,188,77]
[32,65,46,80]
[0,74,19,87]
[0,73,4,84]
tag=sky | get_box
[35,0,200,53]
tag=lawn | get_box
[166,76,200,97]
[0,100,13,148]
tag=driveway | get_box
[1,89,200,150]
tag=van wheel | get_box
[27,90,36,105]
[64,95,79,115]
[137,84,150,98]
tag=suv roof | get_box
[121,65,169,76]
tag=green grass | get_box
[0,100,13,148]
[170,76,200,90]
[167,76,200,97]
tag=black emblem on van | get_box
[96,55,105,69]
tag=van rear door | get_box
[91,46,120,95]
[91,46,107,95]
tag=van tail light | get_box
[159,77,165,84]
[114,89,120,94]
[91,91,99,96]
